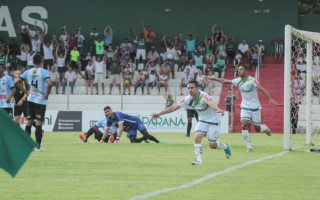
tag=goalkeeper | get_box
[100,106,162,143]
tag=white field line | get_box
[129,150,289,200]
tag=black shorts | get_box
[226,51,235,59]
[71,61,78,69]
[14,102,27,117]
[58,66,66,73]
[187,109,198,118]
[2,108,13,118]
[27,101,46,122]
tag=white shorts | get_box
[136,49,146,60]
[94,73,104,84]
[240,108,261,126]
[195,121,221,143]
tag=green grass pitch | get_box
[0,132,319,200]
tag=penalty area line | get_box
[128,150,289,200]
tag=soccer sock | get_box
[194,144,202,162]
[141,129,159,143]
[32,121,36,128]
[35,125,43,148]
[86,128,95,139]
[260,124,267,132]
[147,135,159,143]
[216,141,227,150]
[187,122,192,136]
[25,125,31,136]
[242,130,252,149]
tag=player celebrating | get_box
[79,116,117,143]
[101,106,162,143]
[0,63,16,117]
[207,65,278,152]
[152,80,231,165]
[16,54,52,151]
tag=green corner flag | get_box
[0,108,37,178]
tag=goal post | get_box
[284,25,320,151]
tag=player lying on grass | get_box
[206,65,278,152]
[152,80,231,165]
[101,106,163,143]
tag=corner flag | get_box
[0,108,37,178]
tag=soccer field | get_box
[1,132,319,200]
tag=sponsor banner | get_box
[82,110,229,133]
[53,111,82,131]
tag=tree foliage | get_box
[298,0,320,14]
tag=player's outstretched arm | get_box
[257,85,278,105]
[152,104,181,119]
[206,76,232,84]
[207,100,224,116]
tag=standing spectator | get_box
[180,68,193,95]
[50,66,60,94]
[76,27,85,54]
[178,51,187,71]
[108,55,121,95]
[17,54,52,151]
[130,28,146,70]
[159,46,167,65]
[91,54,106,95]
[271,36,284,64]
[105,44,118,78]
[8,39,19,59]
[255,40,265,67]
[123,70,132,95]
[173,43,182,69]
[31,34,41,53]
[204,35,215,65]
[27,49,36,69]
[146,69,157,95]
[225,89,238,127]
[163,39,176,79]
[62,66,77,95]
[8,52,20,72]
[215,34,227,60]
[206,70,215,95]
[41,34,56,70]
[68,34,78,53]
[249,47,259,71]
[238,40,250,64]
[134,70,146,95]
[86,59,95,75]
[89,27,99,55]
[120,46,131,73]
[104,24,113,48]
[142,20,156,54]
[214,55,226,78]
[226,34,236,66]
[204,63,215,76]
[59,25,69,47]
[17,23,31,47]
[193,51,204,71]
[157,70,168,95]
[146,46,159,64]
[197,41,206,56]
[119,38,133,51]
[95,37,105,58]
[70,46,80,75]
[85,70,94,95]
[179,33,198,60]
[20,44,28,68]
[56,46,68,92]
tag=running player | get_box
[0,63,15,117]
[207,65,278,152]
[100,106,162,143]
[152,80,231,165]
[16,54,52,151]
[79,117,117,143]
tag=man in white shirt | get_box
[50,66,60,94]
[62,66,77,94]
[238,40,250,64]
[42,35,55,70]
[184,60,198,80]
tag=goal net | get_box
[284,25,320,151]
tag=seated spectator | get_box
[204,63,214,76]
[62,66,77,95]
[215,35,227,60]
[173,43,182,68]
[157,70,168,95]
[226,34,235,66]
[204,35,214,65]
[120,46,131,73]
[134,70,146,95]
[178,51,187,71]
[20,44,28,68]
[146,46,159,64]
[184,59,198,80]
[159,46,167,65]
[193,51,204,71]
[214,55,226,78]
[123,62,133,79]
[146,70,157,95]
[196,70,206,91]
[180,68,193,95]
[85,70,94,95]
[163,40,176,79]
[238,39,250,64]
[250,47,259,71]
[206,70,215,95]
[234,50,242,67]
[123,70,132,95]
[50,65,60,94]
[146,61,157,75]
[297,60,307,76]
[293,76,305,103]
[160,60,171,78]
